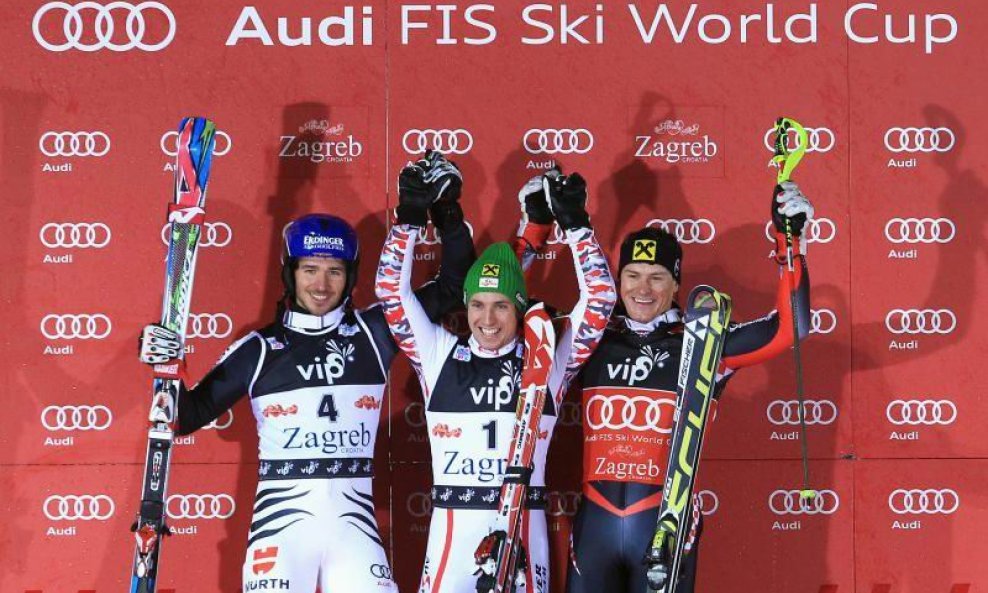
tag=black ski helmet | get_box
[281,214,360,308]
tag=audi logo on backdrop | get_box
[166,493,236,519]
[884,218,956,244]
[404,402,426,428]
[762,126,836,153]
[545,224,569,246]
[202,409,234,430]
[160,222,232,247]
[38,131,110,157]
[885,309,956,335]
[402,129,473,155]
[32,1,176,52]
[884,127,955,153]
[547,491,581,517]
[766,400,838,426]
[41,405,113,431]
[39,222,111,248]
[523,128,594,155]
[697,490,719,516]
[418,220,475,246]
[810,309,837,334]
[888,489,959,514]
[769,490,840,515]
[886,400,957,426]
[40,314,112,340]
[764,218,836,243]
[186,313,233,339]
[645,219,715,244]
[43,494,115,521]
[406,492,432,518]
[160,129,232,157]
[585,394,675,433]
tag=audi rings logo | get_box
[764,218,837,243]
[885,309,956,335]
[166,493,236,520]
[404,402,426,428]
[402,129,473,155]
[39,222,111,249]
[646,218,716,244]
[768,490,839,515]
[585,394,676,433]
[557,401,582,427]
[523,128,594,155]
[418,221,475,246]
[884,127,955,153]
[43,494,115,521]
[697,490,719,516]
[406,492,432,518]
[888,489,959,514]
[186,313,233,339]
[33,1,176,52]
[160,129,232,157]
[766,400,838,426]
[41,405,113,431]
[202,409,234,430]
[810,309,837,335]
[884,218,956,244]
[160,221,232,247]
[886,400,957,426]
[370,564,393,580]
[763,126,836,153]
[546,491,581,517]
[39,131,110,157]
[41,314,112,340]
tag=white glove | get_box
[139,324,181,364]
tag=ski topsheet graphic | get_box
[129,117,216,593]
[475,302,556,593]
[644,285,732,593]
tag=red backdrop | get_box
[2,1,986,592]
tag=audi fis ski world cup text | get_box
[216,3,959,53]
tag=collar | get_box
[468,335,520,358]
[622,308,682,334]
[283,305,345,334]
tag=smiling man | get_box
[137,152,474,593]
[566,182,814,593]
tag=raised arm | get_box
[542,173,618,391]
[374,155,463,389]
[721,181,813,370]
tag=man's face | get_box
[294,256,347,316]
[619,262,679,323]
[467,292,519,351]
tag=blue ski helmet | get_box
[281,214,360,306]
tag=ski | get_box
[129,117,217,593]
[475,302,556,593]
[643,286,732,593]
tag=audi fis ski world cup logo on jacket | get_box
[581,334,681,485]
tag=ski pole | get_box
[770,116,814,502]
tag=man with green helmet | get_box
[376,168,616,593]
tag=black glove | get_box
[545,172,591,230]
[396,164,431,227]
[421,150,463,203]
[771,180,814,236]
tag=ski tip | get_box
[799,489,817,500]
